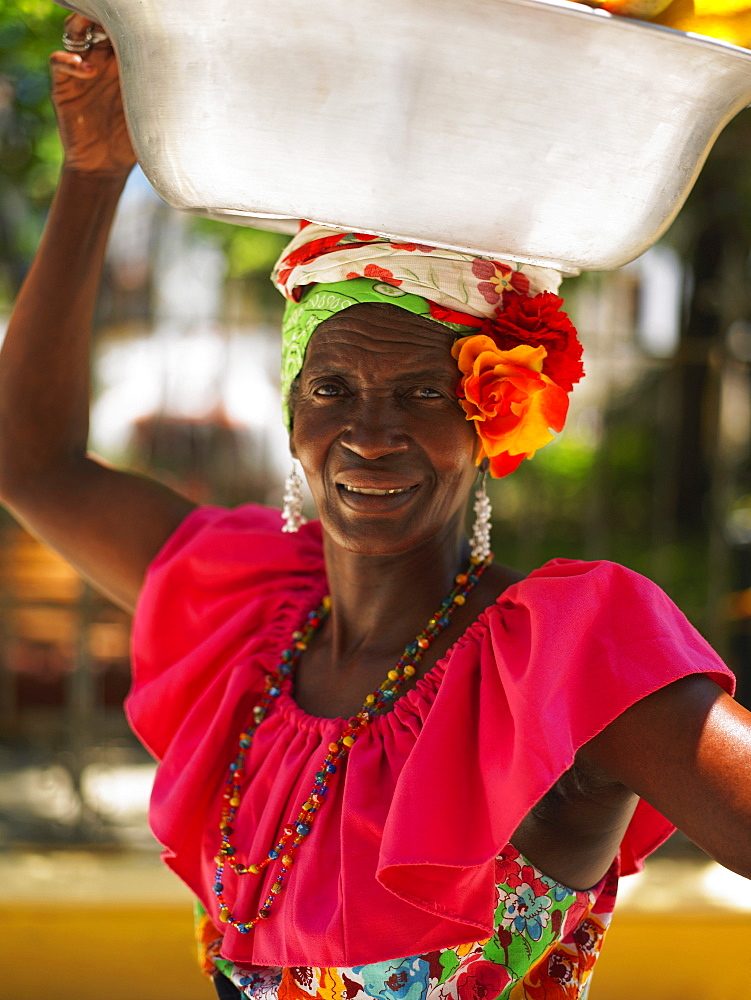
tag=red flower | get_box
[345,264,403,285]
[493,846,551,895]
[472,258,530,305]
[515,866,552,898]
[389,241,436,252]
[454,957,512,1000]
[494,844,522,885]
[482,291,584,392]
[276,232,348,288]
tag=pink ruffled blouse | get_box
[127,504,735,969]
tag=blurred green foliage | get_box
[0,2,291,303]
[0,1,63,193]
[0,0,64,298]
[485,362,720,633]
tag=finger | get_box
[62,13,111,51]
[64,12,97,34]
[64,14,109,39]
[50,50,97,80]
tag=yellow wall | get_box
[2,903,750,999]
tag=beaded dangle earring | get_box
[281,460,307,533]
[469,463,492,562]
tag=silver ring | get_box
[62,28,109,52]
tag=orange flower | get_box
[452,336,569,478]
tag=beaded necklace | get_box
[213,553,491,933]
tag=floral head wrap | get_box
[271,224,584,478]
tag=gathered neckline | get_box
[270,594,506,732]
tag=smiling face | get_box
[289,303,479,556]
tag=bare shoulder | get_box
[477,560,526,604]
[581,674,741,765]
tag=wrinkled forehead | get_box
[302,302,458,367]
[280,279,476,427]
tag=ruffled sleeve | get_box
[126,504,326,862]
[377,558,736,932]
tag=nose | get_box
[340,398,409,460]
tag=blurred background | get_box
[1,1,751,998]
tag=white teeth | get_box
[342,484,411,496]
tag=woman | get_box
[1,15,750,1000]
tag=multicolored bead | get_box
[212,554,491,933]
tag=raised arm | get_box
[0,16,195,614]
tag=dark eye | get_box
[411,387,442,399]
[313,382,344,397]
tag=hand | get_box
[50,14,136,177]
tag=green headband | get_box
[281,278,476,427]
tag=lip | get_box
[341,483,415,497]
[336,472,420,492]
[335,480,420,512]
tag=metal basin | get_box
[54,0,751,272]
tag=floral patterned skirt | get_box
[197,845,619,1000]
